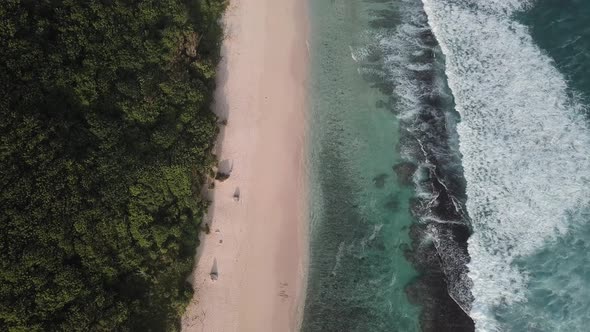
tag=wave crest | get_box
[421,0,590,330]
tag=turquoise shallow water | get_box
[303,0,421,331]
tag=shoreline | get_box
[181,0,309,331]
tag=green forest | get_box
[0,0,226,330]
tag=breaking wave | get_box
[420,0,590,330]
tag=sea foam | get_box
[420,0,590,330]
[377,0,475,323]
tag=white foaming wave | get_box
[379,4,453,124]
[406,63,432,71]
[368,224,383,241]
[421,0,590,331]
[382,65,423,121]
[350,45,370,63]
[399,141,415,161]
[455,0,532,14]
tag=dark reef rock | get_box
[372,173,389,188]
[393,161,418,186]
[405,224,474,332]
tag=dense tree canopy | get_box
[0,0,226,330]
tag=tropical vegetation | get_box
[0,0,226,330]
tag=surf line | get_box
[420,0,590,330]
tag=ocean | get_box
[302,0,590,331]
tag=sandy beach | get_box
[181,0,308,331]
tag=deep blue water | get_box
[521,0,590,105]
